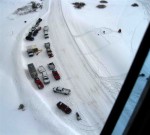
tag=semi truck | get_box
[28,63,44,89]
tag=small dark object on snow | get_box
[72,2,85,9]
[24,21,27,23]
[35,18,42,27]
[100,0,108,4]
[146,76,149,80]
[103,31,105,34]
[18,104,25,110]
[131,3,139,7]
[76,112,81,120]
[118,29,121,33]
[96,4,106,9]
[139,73,145,77]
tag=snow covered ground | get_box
[0,0,149,135]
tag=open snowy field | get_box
[0,0,149,135]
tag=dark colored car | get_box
[33,27,41,36]
[57,101,72,114]
[35,18,42,27]
[26,32,34,41]
[34,77,44,89]
[27,48,34,57]
[52,70,60,80]
[47,48,53,58]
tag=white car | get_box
[42,72,50,84]
[53,87,71,95]
[43,26,49,39]
[38,66,50,84]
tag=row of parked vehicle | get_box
[26,42,53,58]
[25,18,49,41]
[26,19,81,120]
[28,63,61,88]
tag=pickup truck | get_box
[48,62,61,80]
[44,42,53,58]
[57,101,72,114]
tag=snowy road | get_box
[43,0,115,134]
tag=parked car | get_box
[57,101,72,114]
[42,75,50,84]
[44,42,53,58]
[38,66,50,84]
[53,87,71,95]
[34,77,44,89]
[35,18,42,27]
[32,27,41,36]
[26,32,34,41]
[52,70,60,80]
[43,26,49,39]
[27,48,34,57]
[48,62,55,70]
[47,62,60,80]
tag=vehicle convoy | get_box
[43,26,49,39]
[57,101,72,114]
[38,65,50,84]
[44,42,53,58]
[53,87,71,95]
[48,62,60,80]
[28,63,44,89]
[27,48,34,57]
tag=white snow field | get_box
[0,0,149,135]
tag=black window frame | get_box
[100,23,150,135]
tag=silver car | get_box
[43,26,49,39]
[53,87,71,95]
[38,66,50,84]
[42,72,50,84]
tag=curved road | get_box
[47,0,115,134]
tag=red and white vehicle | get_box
[48,62,61,80]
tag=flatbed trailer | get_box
[28,63,38,79]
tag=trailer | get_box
[44,42,53,58]
[28,63,38,79]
